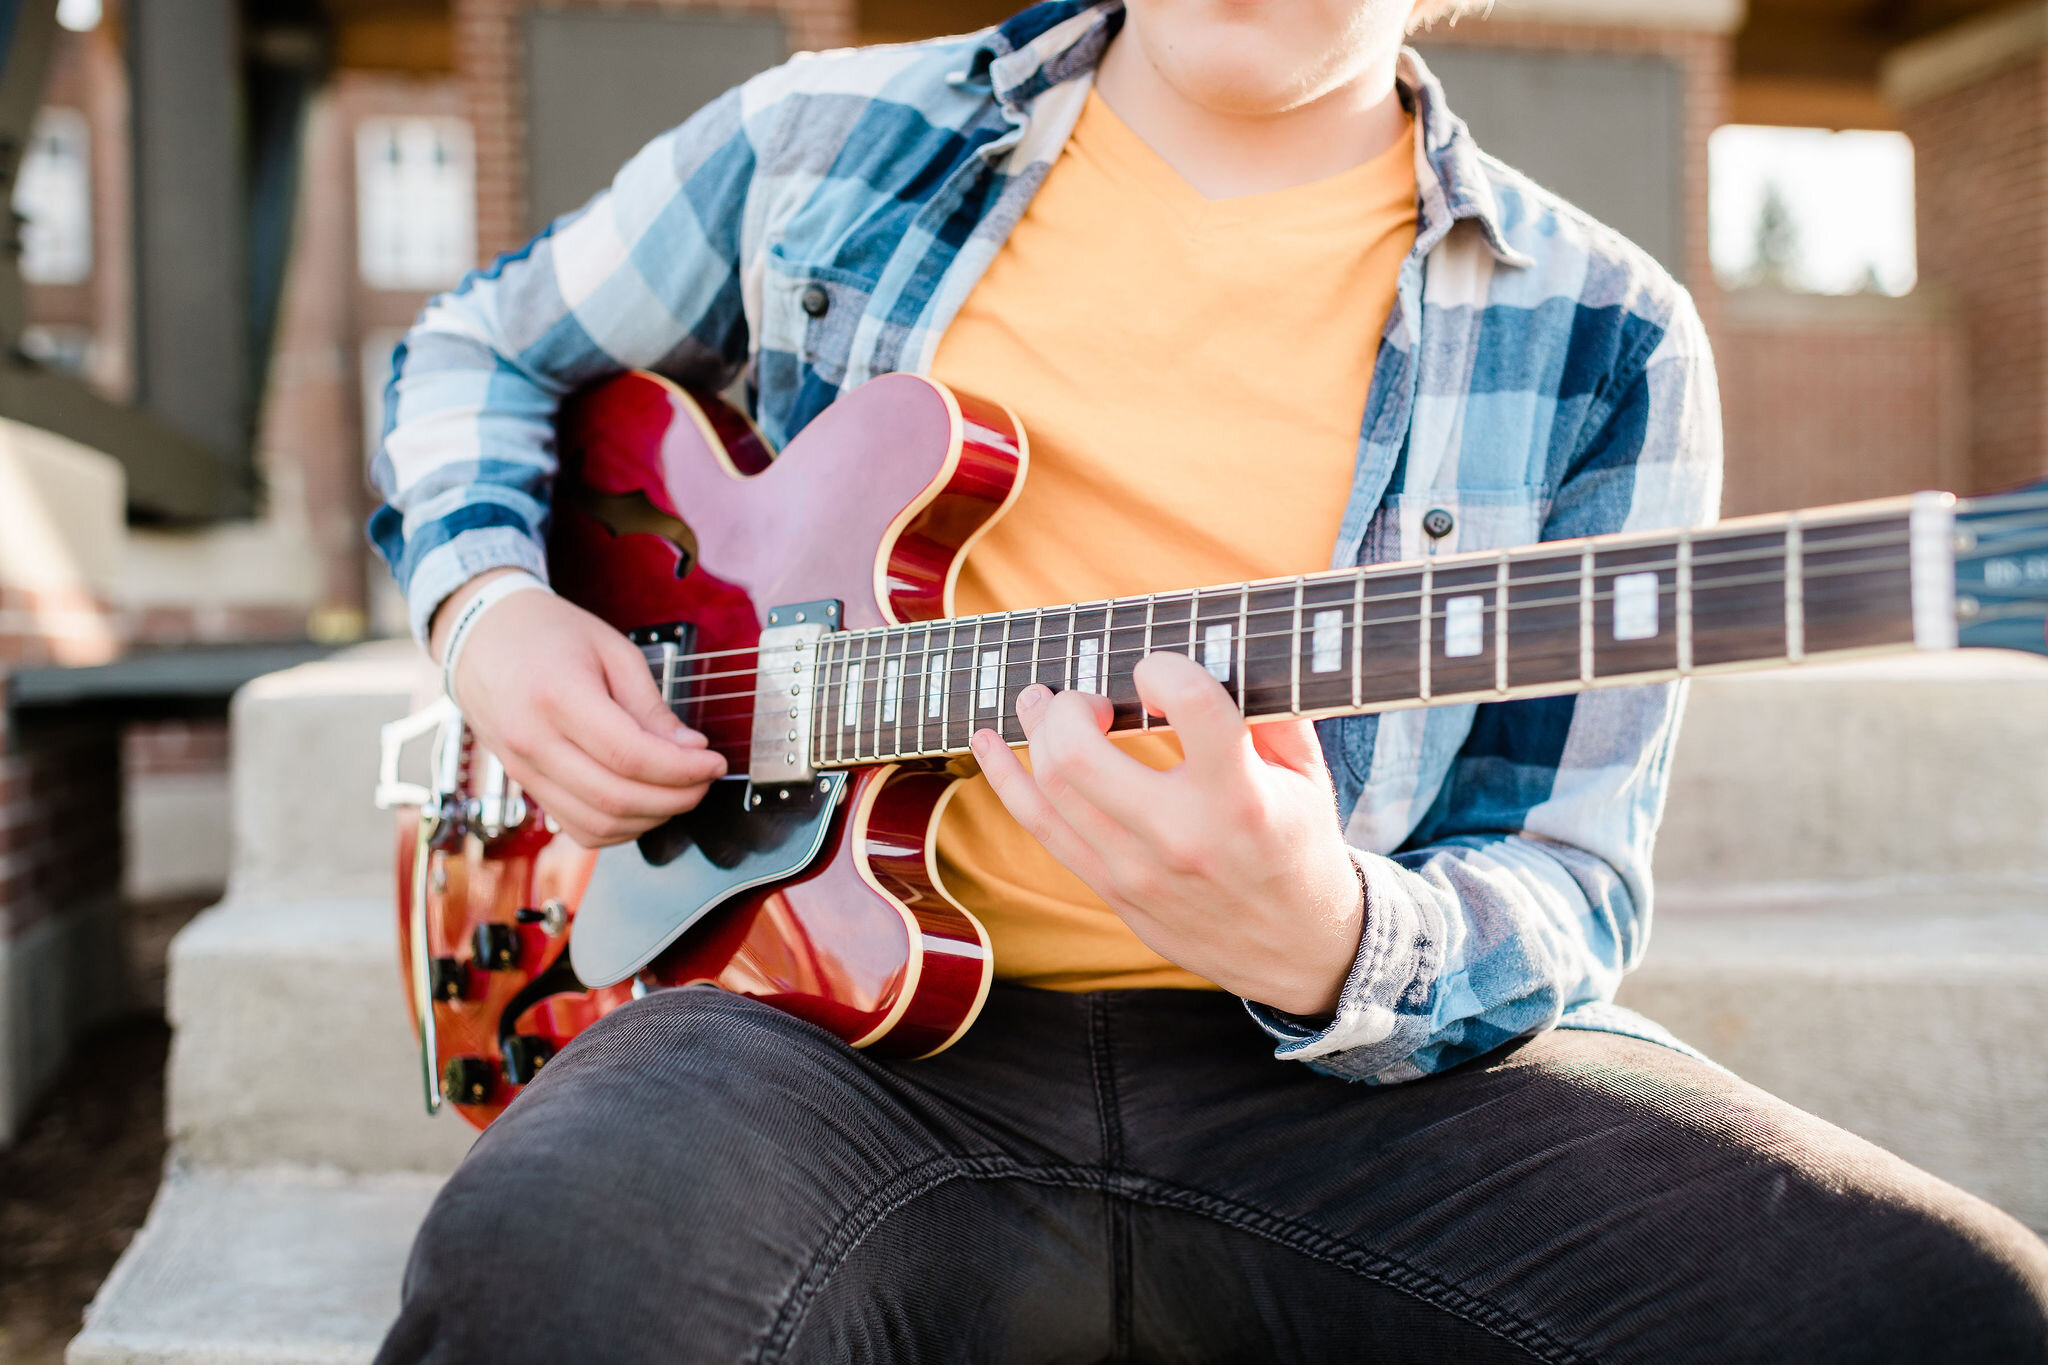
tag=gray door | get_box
[1414,45,1686,277]
[526,11,788,231]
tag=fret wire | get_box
[858,628,875,762]
[1187,593,1200,664]
[1141,594,1157,731]
[855,629,874,762]
[893,627,910,760]
[972,616,988,742]
[837,630,855,762]
[1030,606,1045,718]
[1350,569,1365,711]
[1235,586,1250,711]
[1494,552,1510,694]
[1065,605,1079,695]
[1289,577,1305,715]
[1103,605,1114,698]
[1578,547,1595,683]
[941,619,956,754]
[1676,531,1694,674]
[1418,561,1433,702]
[872,628,890,760]
[843,633,856,765]
[1785,515,1805,663]
[806,634,823,765]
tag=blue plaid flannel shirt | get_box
[369,1,1725,1083]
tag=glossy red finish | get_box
[398,371,1024,1127]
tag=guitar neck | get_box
[788,495,1954,767]
[667,493,1949,773]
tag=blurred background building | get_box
[0,0,2042,1161]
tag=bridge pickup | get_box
[750,600,840,785]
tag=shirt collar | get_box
[969,2,1533,269]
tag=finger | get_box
[1017,686,1169,836]
[1014,683,1112,741]
[535,734,714,824]
[1248,717,1328,778]
[970,728,1114,886]
[517,770,651,849]
[596,629,702,743]
[1133,652,1253,784]
[552,654,728,789]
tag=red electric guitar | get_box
[377,369,2048,1127]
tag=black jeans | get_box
[378,985,2048,1363]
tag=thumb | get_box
[597,630,700,745]
[1248,717,1327,778]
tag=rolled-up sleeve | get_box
[1251,291,1724,1083]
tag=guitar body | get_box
[396,372,1025,1126]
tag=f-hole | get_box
[564,484,699,579]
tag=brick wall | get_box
[1418,17,1730,330]
[124,722,230,780]
[1718,290,1969,516]
[1901,50,2048,495]
[0,718,121,946]
[457,0,858,262]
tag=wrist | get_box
[1258,848,1367,1020]
[434,570,552,705]
[429,568,537,663]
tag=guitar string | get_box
[654,549,1922,716]
[671,577,1933,753]
[628,522,1920,676]
[643,530,1919,700]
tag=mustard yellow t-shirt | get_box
[929,91,1418,992]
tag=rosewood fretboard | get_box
[652,494,1958,769]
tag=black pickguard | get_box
[567,774,846,988]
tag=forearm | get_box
[368,84,759,640]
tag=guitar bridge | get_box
[749,600,839,785]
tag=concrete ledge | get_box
[227,642,429,903]
[166,897,474,1175]
[1657,652,2048,887]
[1623,885,2048,1234]
[68,1165,438,1365]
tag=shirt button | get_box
[800,285,830,318]
[1422,507,1456,540]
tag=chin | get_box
[1122,0,1409,117]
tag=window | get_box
[1710,125,1916,296]
[15,108,92,285]
[356,117,476,291]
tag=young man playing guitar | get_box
[369,1,2048,1357]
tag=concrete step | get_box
[167,863,2048,1237]
[167,896,474,1175]
[226,642,426,904]
[67,1165,437,1365]
[1659,651,2048,888]
[1619,883,2048,1235]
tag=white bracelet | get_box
[440,572,551,706]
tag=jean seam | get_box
[1088,995,1133,1359]
[758,1154,1593,1365]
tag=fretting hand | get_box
[971,651,1364,1017]
[433,570,727,848]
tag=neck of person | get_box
[1092,35,1409,201]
